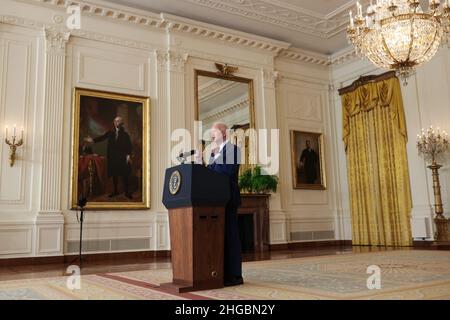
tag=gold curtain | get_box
[340,74,412,246]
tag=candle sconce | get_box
[5,126,24,167]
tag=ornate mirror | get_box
[194,64,255,171]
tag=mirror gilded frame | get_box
[194,69,255,129]
[194,69,256,170]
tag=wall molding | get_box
[7,0,363,68]
[18,0,290,54]
[279,47,330,66]
[182,0,353,39]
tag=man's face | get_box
[306,140,311,149]
[114,117,123,129]
[210,125,225,144]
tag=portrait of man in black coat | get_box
[84,116,133,199]
[299,140,319,184]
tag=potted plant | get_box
[238,165,278,194]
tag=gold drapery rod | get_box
[338,71,396,96]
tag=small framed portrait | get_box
[71,88,150,210]
[290,130,326,190]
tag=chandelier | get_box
[347,0,450,85]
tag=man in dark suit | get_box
[204,122,243,287]
[85,116,133,199]
[299,140,318,184]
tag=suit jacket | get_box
[93,128,132,177]
[207,142,241,207]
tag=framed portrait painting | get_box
[290,130,326,190]
[71,88,150,210]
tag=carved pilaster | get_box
[263,69,280,89]
[153,49,170,212]
[39,28,70,215]
[155,49,169,69]
[168,50,189,73]
[44,27,70,55]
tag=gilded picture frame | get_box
[290,130,326,190]
[70,88,150,210]
[194,68,256,174]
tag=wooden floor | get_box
[0,245,447,282]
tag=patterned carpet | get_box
[1,250,450,300]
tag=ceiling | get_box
[104,0,359,54]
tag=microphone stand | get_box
[71,201,86,267]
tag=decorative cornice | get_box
[20,0,290,55]
[2,1,361,68]
[330,47,359,66]
[162,13,290,55]
[183,0,355,39]
[278,47,331,66]
[0,14,45,30]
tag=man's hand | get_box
[126,155,131,164]
[210,141,220,155]
[193,148,203,164]
[84,136,94,143]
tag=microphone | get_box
[178,150,196,158]
[177,150,196,164]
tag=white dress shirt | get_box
[214,140,228,160]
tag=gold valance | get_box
[340,72,408,151]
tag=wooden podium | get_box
[161,164,230,292]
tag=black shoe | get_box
[125,193,133,199]
[224,276,244,287]
[108,192,118,198]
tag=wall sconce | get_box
[5,125,24,167]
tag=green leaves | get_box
[238,166,278,194]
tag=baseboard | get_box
[413,240,450,249]
[413,240,435,247]
[0,250,171,267]
[270,240,352,251]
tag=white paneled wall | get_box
[2,0,448,258]
[275,58,339,243]
[0,0,290,258]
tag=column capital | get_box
[263,69,280,88]
[44,27,71,55]
[168,50,189,73]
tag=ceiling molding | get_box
[6,0,362,67]
[161,13,290,54]
[20,0,290,54]
[278,47,330,66]
[182,0,355,39]
[330,46,358,66]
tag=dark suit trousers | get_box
[224,202,242,279]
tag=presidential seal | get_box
[169,170,181,195]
